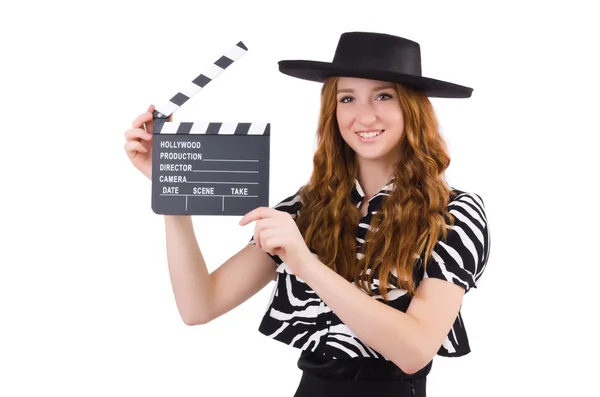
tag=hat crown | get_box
[331,32,422,76]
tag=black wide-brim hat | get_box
[278,31,473,98]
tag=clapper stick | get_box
[150,41,271,216]
[153,41,248,121]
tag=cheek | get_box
[387,110,404,131]
[336,111,353,133]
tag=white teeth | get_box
[357,130,382,138]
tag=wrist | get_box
[294,249,320,279]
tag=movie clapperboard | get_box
[151,41,270,216]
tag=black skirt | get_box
[293,371,427,397]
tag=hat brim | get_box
[278,60,473,99]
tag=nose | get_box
[354,101,377,126]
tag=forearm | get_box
[164,215,214,325]
[299,254,425,374]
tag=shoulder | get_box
[446,187,488,231]
[448,187,486,210]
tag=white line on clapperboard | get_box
[160,194,260,211]
[193,170,258,172]
[203,159,259,162]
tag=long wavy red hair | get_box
[295,76,456,300]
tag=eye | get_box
[377,93,393,100]
[339,96,353,103]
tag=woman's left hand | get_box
[239,207,312,275]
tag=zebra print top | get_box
[249,178,490,371]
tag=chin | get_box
[353,150,388,162]
[351,144,400,162]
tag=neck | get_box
[356,157,396,200]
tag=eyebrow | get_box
[337,84,396,94]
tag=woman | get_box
[124,31,490,397]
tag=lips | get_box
[356,130,384,139]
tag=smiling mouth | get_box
[356,130,384,139]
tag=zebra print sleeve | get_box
[422,191,490,293]
[248,188,304,265]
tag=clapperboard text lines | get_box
[158,139,261,211]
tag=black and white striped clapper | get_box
[151,41,270,216]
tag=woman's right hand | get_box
[124,104,168,180]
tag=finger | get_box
[145,104,157,133]
[240,207,262,225]
[252,218,275,250]
[253,227,261,250]
[253,219,266,250]
[125,127,152,142]
[144,104,160,133]
[124,140,148,158]
[132,110,153,130]
[239,207,274,226]
[260,231,283,256]
[251,218,281,250]
[143,105,171,133]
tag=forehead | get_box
[336,77,395,91]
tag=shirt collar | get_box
[351,177,395,207]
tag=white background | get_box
[1,1,598,396]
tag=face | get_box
[335,77,404,165]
